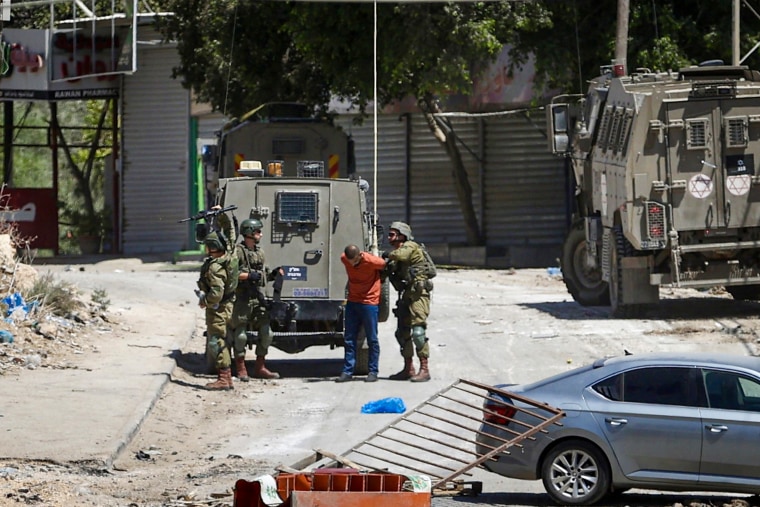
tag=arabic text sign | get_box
[2,188,57,250]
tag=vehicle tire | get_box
[355,327,369,375]
[540,440,611,506]
[727,285,760,301]
[561,222,609,306]
[609,227,642,319]
[378,278,391,323]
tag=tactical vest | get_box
[199,253,238,297]
[416,243,437,279]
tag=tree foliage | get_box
[510,0,760,96]
[158,0,760,245]
[158,1,543,118]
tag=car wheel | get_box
[541,440,611,506]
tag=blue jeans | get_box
[343,302,380,375]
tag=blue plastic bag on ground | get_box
[361,397,406,414]
[2,292,27,317]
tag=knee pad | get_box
[257,324,273,347]
[207,335,225,358]
[411,325,427,350]
[232,326,248,354]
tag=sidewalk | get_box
[0,260,199,467]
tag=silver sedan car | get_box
[476,353,760,505]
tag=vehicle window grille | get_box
[686,119,708,149]
[272,138,305,155]
[725,117,748,148]
[276,191,319,224]
[616,109,634,154]
[297,160,325,178]
[609,108,623,154]
[597,106,614,152]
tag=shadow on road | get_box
[272,357,343,380]
[170,349,208,375]
[432,491,757,507]
[522,297,760,321]
[169,349,343,380]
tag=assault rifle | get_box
[178,205,238,223]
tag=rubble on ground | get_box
[0,234,113,376]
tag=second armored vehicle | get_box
[549,61,760,316]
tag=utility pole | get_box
[615,0,630,74]
[733,0,740,65]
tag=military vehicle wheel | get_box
[609,227,642,319]
[727,285,760,301]
[561,223,609,306]
[355,327,370,375]
[378,278,391,323]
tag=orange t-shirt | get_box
[341,252,386,305]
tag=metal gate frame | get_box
[292,379,565,493]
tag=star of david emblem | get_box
[726,174,751,196]
[688,174,713,198]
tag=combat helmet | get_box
[240,218,263,237]
[204,231,226,252]
[389,221,414,241]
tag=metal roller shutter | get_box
[334,114,408,242]
[483,112,566,266]
[122,45,190,254]
[409,114,482,245]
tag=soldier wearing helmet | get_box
[197,221,239,391]
[223,215,283,380]
[385,221,436,382]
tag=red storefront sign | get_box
[1,189,58,250]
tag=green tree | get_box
[509,0,760,96]
[159,1,546,246]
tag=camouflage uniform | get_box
[219,213,280,380]
[197,246,237,372]
[388,240,433,360]
[230,241,277,359]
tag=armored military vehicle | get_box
[214,160,388,373]
[207,102,354,186]
[549,61,760,316]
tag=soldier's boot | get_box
[253,356,280,379]
[205,368,234,391]
[389,358,415,381]
[410,357,430,383]
[235,357,250,382]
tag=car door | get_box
[587,366,702,483]
[699,368,760,486]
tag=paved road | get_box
[0,258,199,464]
[3,258,759,506]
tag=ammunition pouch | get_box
[245,280,267,308]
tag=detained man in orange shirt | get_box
[337,244,386,382]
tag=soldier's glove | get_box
[247,271,262,283]
[194,289,207,308]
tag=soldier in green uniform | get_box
[385,221,436,382]
[197,229,238,390]
[220,215,282,380]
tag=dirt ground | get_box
[2,265,760,507]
